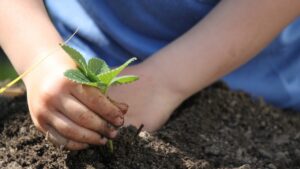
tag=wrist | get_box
[141,57,192,102]
[22,49,75,89]
[133,60,187,106]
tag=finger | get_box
[70,85,124,127]
[108,97,128,115]
[45,125,89,150]
[66,140,90,150]
[48,111,108,145]
[55,94,119,138]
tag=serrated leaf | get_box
[64,69,99,88]
[61,44,88,75]
[88,58,110,75]
[110,75,139,86]
[98,57,137,85]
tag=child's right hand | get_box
[23,56,126,150]
[1,0,126,150]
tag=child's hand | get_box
[23,60,126,150]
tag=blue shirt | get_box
[45,0,300,110]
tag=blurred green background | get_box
[0,48,18,80]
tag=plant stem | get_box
[107,140,114,153]
[103,87,114,153]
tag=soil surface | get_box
[1,83,300,169]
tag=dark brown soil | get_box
[1,83,300,169]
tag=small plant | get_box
[61,44,138,152]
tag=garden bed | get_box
[0,83,300,169]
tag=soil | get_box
[1,83,300,169]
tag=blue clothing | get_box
[45,0,300,110]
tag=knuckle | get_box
[54,78,72,91]
[34,109,48,124]
[86,86,104,97]
[89,96,102,107]
[39,91,56,106]
[77,111,105,133]
[79,133,88,141]
[77,111,91,124]
[39,80,68,104]
[59,125,91,143]
[60,124,75,137]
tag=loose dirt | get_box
[1,83,300,169]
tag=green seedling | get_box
[61,44,138,152]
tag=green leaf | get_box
[61,44,88,75]
[88,58,110,75]
[64,69,99,88]
[98,57,137,85]
[110,75,139,86]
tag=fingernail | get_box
[117,103,128,115]
[115,116,124,127]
